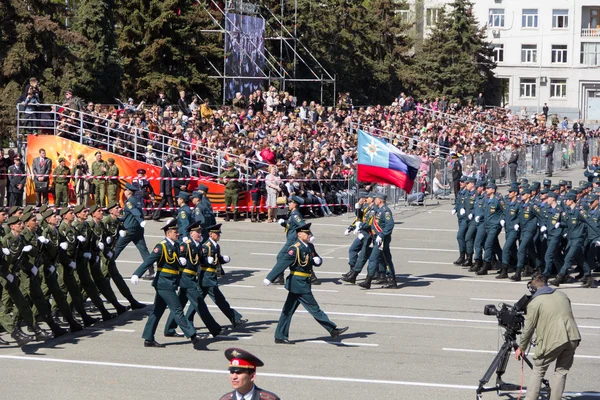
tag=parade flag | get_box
[357,129,422,192]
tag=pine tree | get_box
[408,0,495,102]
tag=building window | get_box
[522,9,538,28]
[589,8,600,29]
[492,44,504,62]
[520,78,537,98]
[581,42,600,65]
[552,9,568,28]
[396,10,412,24]
[425,8,441,27]
[550,79,567,98]
[521,45,538,63]
[488,9,505,28]
[551,45,568,63]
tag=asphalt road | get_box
[1,168,599,400]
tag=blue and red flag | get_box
[357,129,422,192]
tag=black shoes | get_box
[191,333,209,344]
[550,274,565,287]
[383,277,398,289]
[164,332,184,338]
[358,275,373,289]
[331,326,349,339]
[496,265,509,279]
[510,271,522,282]
[476,262,489,275]
[453,253,466,265]
[275,338,294,345]
[33,325,53,341]
[130,301,147,310]
[233,319,248,328]
[11,327,33,347]
[582,276,595,288]
[116,305,130,316]
[341,270,358,284]
[144,340,165,348]
[82,316,99,327]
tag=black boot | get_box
[115,304,130,316]
[233,212,238,222]
[462,253,473,267]
[522,266,534,277]
[373,272,387,284]
[101,310,115,322]
[33,325,53,341]
[82,314,99,327]
[496,265,509,279]
[224,212,230,222]
[341,270,358,284]
[510,270,522,281]
[66,315,84,333]
[48,321,68,338]
[453,252,466,265]
[11,326,33,347]
[128,298,147,310]
[550,274,565,287]
[383,276,398,289]
[342,266,354,278]
[581,276,595,288]
[51,309,63,325]
[358,275,373,289]
[476,262,489,275]
[469,259,481,273]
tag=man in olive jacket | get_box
[515,273,581,400]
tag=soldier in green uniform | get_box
[176,192,193,241]
[56,207,99,326]
[264,223,348,344]
[19,211,68,337]
[71,204,114,321]
[106,157,119,205]
[274,196,306,285]
[497,184,521,279]
[130,219,206,348]
[38,209,83,332]
[510,187,538,281]
[0,215,51,346]
[87,204,129,315]
[91,151,108,207]
[53,157,71,207]
[219,161,240,221]
[187,224,247,328]
[164,221,223,338]
[101,201,146,309]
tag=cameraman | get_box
[515,273,581,400]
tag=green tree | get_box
[407,0,495,102]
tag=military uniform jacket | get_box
[474,194,487,224]
[91,160,107,184]
[177,205,193,237]
[199,239,226,287]
[121,195,144,231]
[53,165,71,184]
[102,215,121,252]
[519,201,539,233]
[560,206,587,244]
[465,190,477,220]
[359,204,376,234]
[41,225,61,269]
[21,228,40,274]
[484,195,504,228]
[107,165,119,186]
[173,167,190,193]
[219,168,240,191]
[7,164,26,193]
[133,238,183,290]
[193,202,205,226]
[584,165,599,182]
[58,221,78,266]
[73,219,93,259]
[200,196,216,227]
[219,386,280,400]
[266,241,321,295]
[0,232,26,275]
[504,200,520,232]
[453,189,467,220]
[538,205,564,239]
[87,219,105,259]
[371,204,394,239]
[284,209,305,242]
[581,207,600,242]
[179,239,202,288]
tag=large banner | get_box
[25,135,252,210]
[225,13,265,99]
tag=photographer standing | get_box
[515,273,581,400]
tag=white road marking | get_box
[309,223,456,233]
[471,298,600,308]
[0,355,479,390]
[304,340,379,347]
[442,348,600,360]
[366,293,435,299]
[88,328,135,333]
[276,288,338,293]
[408,261,455,265]
[227,285,256,288]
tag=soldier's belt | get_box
[201,267,216,273]
[182,268,198,276]
[290,271,311,277]
[157,267,180,275]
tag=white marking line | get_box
[276,288,338,293]
[89,328,135,333]
[0,355,478,390]
[309,223,456,233]
[442,348,600,360]
[408,261,455,265]
[471,298,600,308]
[250,252,336,259]
[366,293,435,299]
[305,340,379,347]
[227,285,256,288]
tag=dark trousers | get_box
[465,220,477,254]
[348,236,363,267]
[8,191,23,207]
[141,288,197,341]
[35,189,49,206]
[474,223,487,260]
[41,267,77,323]
[102,257,135,301]
[352,236,373,273]
[367,236,394,277]
[186,286,242,325]
[75,258,110,315]
[153,195,175,219]
[275,291,336,341]
[559,242,586,276]
[543,236,564,277]
[502,230,519,265]
[483,225,502,263]
[456,218,468,253]
[165,285,221,336]
[509,164,517,182]
[517,230,536,270]
[0,276,36,332]
[113,228,150,260]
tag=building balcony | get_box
[582,28,600,37]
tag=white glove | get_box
[540,226,547,232]
[468,213,473,220]
[358,233,365,240]
[119,230,126,237]
[353,224,360,234]
[451,209,457,216]
[475,216,480,223]
[59,242,68,250]
[22,245,32,253]
[595,173,598,177]
[554,222,560,229]
[207,256,214,264]
[313,256,322,265]
[309,235,315,243]
[278,218,285,226]
[98,242,105,251]
[107,251,113,258]
[38,236,47,244]
[344,228,350,236]
[514,224,519,231]
[106,236,112,244]
[375,236,383,246]
[95,255,100,263]
[222,255,230,263]
[459,208,465,215]
[354,202,360,209]
[500,220,505,227]
[77,235,86,242]
[563,233,568,238]
[6,274,14,283]
[179,257,187,266]
[83,252,91,259]
[140,221,146,228]
[182,237,188,242]
[263,278,271,286]
[130,275,139,285]
[31,266,38,276]
[69,261,76,269]
[596,241,600,247]
[2,248,9,256]
[543,233,547,239]
[49,265,56,273]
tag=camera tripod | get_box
[476,329,550,399]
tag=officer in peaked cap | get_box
[543,179,552,188]
[219,348,280,400]
[274,194,307,285]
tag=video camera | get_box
[483,294,531,334]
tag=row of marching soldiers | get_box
[453,176,598,288]
[0,202,147,347]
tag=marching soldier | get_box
[452,176,468,265]
[275,195,308,285]
[91,151,108,207]
[176,191,193,241]
[510,187,538,281]
[477,182,503,275]
[130,219,206,348]
[219,348,281,400]
[462,177,477,267]
[341,191,375,284]
[106,157,119,204]
[53,157,71,207]
[470,180,488,272]
[581,194,599,288]
[539,192,565,283]
[342,191,368,276]
[264,223,348,344]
